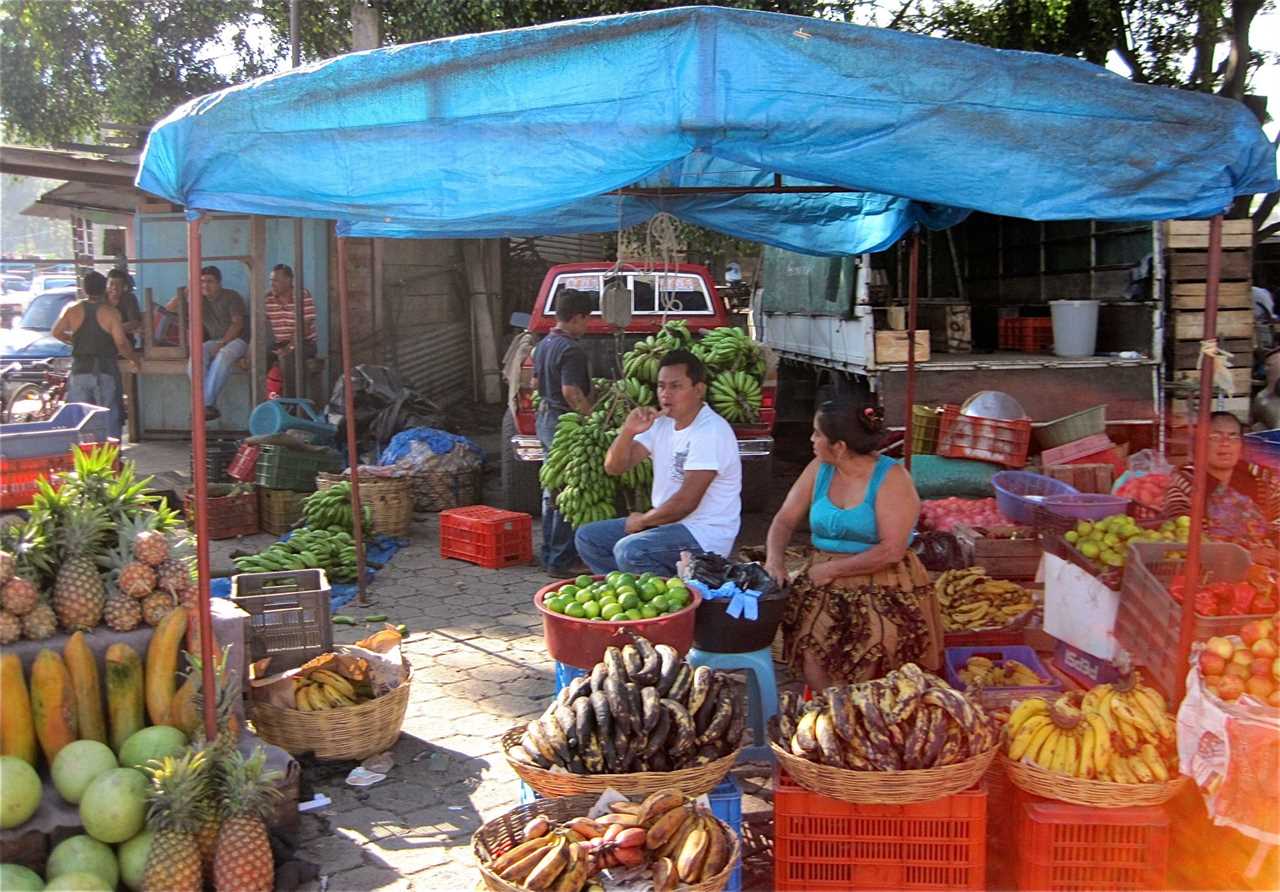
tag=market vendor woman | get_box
[765,397,942,690]
[1163,411,1279,567]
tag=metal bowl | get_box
[960,390,1028,421]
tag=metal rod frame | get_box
[903,232,920,471]
[1175,213,1223,704]
[336,238,369,605]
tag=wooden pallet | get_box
[1163,219,1255,250]
[1173,309,1255,341]
[1170,337,1255,370]
[1171,366,1254,397]
[1171,396,1252,421]
[1170,280,1254,310]
[1167,250,1252,282]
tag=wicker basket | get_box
[259,487,308,535]
[473,794,740,892]
[1000,754,1188,808]
[249,667,412,761]
[409,466,482,513]
[316,472,413,536]
[769,740,998,804]
[502,727,738,798]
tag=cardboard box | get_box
[874,330,930,364]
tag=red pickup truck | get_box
[501,262,777,516]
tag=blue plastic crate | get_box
[555,661,587,694]
[708,776,743,892]
[0,403,110,460]
[944,645,1062,709]
[518,779,539,805]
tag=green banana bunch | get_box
[621,336,667,384]
[655,319,694,348]
[539,412,618,526]
[233,527,360,582]
[708,370,763,423]
[699,326,765,376]
[301,482,373,534]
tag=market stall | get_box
[7,4,1267,890]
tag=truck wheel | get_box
[740,452,774,516]
[501,409,544,517]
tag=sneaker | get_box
[204,406,221,421]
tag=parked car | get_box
[0,287,75,383]
[26,273,77,296]
[0,275,31,329]
[501,262,776,516]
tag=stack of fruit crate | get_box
[1165,219,1256,457]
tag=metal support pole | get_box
[292,221,306,398]
[186,218,218,742]
[1175,213,1223,704]
[336,238,369,605]
[903,232,920,470]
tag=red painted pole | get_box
[903,232,920,471]
[1175,214,1223,704]
[336,238,368,605]
[186,218,218,741]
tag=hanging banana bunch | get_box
[708,371,762,424]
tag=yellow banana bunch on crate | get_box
[957,656,1049,688]
[936,567,1035,631]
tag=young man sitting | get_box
[574,349,742,577]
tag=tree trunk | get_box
[351,1,381,52]
[1217,0,1262,101]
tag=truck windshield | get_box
[21,292,75,331]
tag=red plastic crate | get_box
[1013,788,1169,891]
[227,443,261,482]
[937,405,1032,468]
[0,442,108,510]
[440,505,533,569]
[999,317,1053,352]
[774,768,987,891]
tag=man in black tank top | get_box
[51,271,139,439]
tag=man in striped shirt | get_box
[266,264,318,397]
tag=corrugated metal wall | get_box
[529,233,607,263]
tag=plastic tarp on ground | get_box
[136,6,1276,256]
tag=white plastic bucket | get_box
[1049,300,1100,358]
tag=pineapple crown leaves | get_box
[219,746,283,822]
[144,749,214,832]
[189,646,242,746]
[0,520,52,579]
[56,502,111,560]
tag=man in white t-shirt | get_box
[575,349,742,576]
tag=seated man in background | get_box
[575,349,742,577]
[163,265,247,420]
[265,263,318,398]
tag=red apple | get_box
[1204,676,1223,694]
[1257,619,1276,640]
[1252,657,1273,678]
[1245,676,1275,701]
[1206,637,1236,660]
[1217,675,1245,701]
[1252,638,1279,659]
[1232,648,1254,667]
[1240,621,1265,647]
[1198,651,1227,677]
[1225,662,1251,680]
[1269,690,1280,709]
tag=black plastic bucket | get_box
[692,588,788,654]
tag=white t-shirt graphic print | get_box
[635,404,741,557]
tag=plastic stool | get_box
[686,646,777,763]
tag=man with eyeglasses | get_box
[575,348,742,577]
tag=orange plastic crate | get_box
[0,442,106,510]
[439,505,533,569]
[774,769,987,891]
[1013,788,1169,891]
[937,404,1032,468]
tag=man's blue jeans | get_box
[68,371,121,439]
[575,518,702,577]
[537,408,580,571]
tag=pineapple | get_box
[212,747,282,892]
[156,559,192,594]
[0,549,14,583]
[142,591,176,626]
[52,505,108,631]
[134,530,169,567]
[0,610,19,644]
[21,604,57,640]
[143,750,211,892]
[192,647,243,873]
[1,576,39,615]
[119,562,157,598]
[103,592,143,632]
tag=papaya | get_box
[145,606,187,726]
[30,649,78,763]
[64,631,107,744]
[168,675,199,737]
[0,653,38,766]
[104,644,145,753]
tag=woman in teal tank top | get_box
[764,398,943,691]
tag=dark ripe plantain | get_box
[603,646,627,684]
[621,644,643,680]
[643,708,671,759]
[697,686,734,745]
[563,675,592,704]
[554,702,578,748]
[687,665,714,714]
[603,675,632,736]
[637,787,685,825]
[590,661,608,694]
[662,698,698,757]
[724,692,746,748]
[694,675,722,734]
[630,636,661,686]
[590,690,613,740]
[641,685,662,733]
[655,645,681,695]
[815,712,844,767]
[668,664,693,702]
[645,804,691,849]
[624,681,644,730]
[540,711,572,764]
[491,835,555,875]
[700,815,732,882]
[574,696,595,746]
[652,856,679,892]
[525,835,569,891]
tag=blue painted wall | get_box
[134,213,329,436]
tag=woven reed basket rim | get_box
[249,666,413,761]
[471,793,741,892]
[769,739,999,804]
[1000,753,1189,808]
[501,726,739,798]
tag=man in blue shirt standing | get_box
[535,289,595,576]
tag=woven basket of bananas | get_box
[767,663,1001,804]
[474,790,741,892]
[1001,682,1188,807]
[250,663,412,761]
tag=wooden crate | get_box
[1044,463,1115,494]
[874,330,931,364]
[945,306,972,352]
[1171,367,1254,397]
[1170,280,1254,310]
[1171,337,1254,370]
[1173,309,1254,341]
[953,524,1043,579]
[1163,219,1254,250]
[1167,250,1252,282]
[1171,396,1251,423]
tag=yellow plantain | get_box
[525,835,569,891]
[1140,744,1169,782]
[309,669,356,699]
[1032,729,1062,769]
[1009,716,1052,761]
[699,816,731,882]
[676,823,709,882]
[1007,698,1050,738]
[1111,695,1156,736]
[1084,713,1111,774]
[1126,753,1155,784]
[490,835,557,875]
[1078,724,1096,779]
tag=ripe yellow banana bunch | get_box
[293,668,372,711]
[936,568,1035,631]
[958,656,1047,688]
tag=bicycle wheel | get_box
[3,383,45,423]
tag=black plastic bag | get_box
[910,531,966,572]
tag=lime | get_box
[564,602,586,619]
[666,591,690,610]
[1064,531,1079,543]
[559,584,579,598]
[599,591,619,605]
[606,571,622,586]
[640,605,659,619]
[624,609,644,621]
[620,592,642,611]
[650,596,671,613]
[582,600,601,619]
[575,589,594,604]
[617,586,638,602]
[640,583,661,601]
[1079,541,1100,559]
[575,575,594,588]
[546,597,567,614]
[601,602,623,620]
[650,577,668,592]
[618,573,637,589]
[666,577,683,588]
[638,572,655,583]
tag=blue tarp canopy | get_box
[136,5,1277,256]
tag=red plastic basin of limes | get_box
[534,575,701,670]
